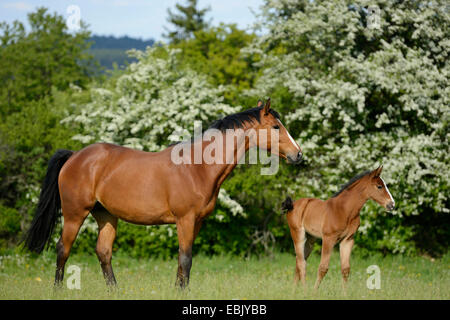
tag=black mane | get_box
[208,107,280,132]
[169,106,280,146]
[332,170,371,198]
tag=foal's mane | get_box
[209,106,280,132]
[332,170,372,198]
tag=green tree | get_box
[164,0,211,43]
[0,7,94,117]
[172,24,257,104]
[246,0,449,256]
[0,8,95,251]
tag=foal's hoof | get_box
[53,282,64,293]
[106,283,118,292]
[175,281,190,291]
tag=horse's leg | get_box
[289,226,307,285]
[55,209,89,287]
[304,234,316,261]
[314,235,336,290]
[194,220,203,239]
[92,207,118,287]
[175,214,197,289]
[339,237,354,290]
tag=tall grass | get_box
[0,251,448,299]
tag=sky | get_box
[0,0,264,40]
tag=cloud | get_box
[2,1,33,11]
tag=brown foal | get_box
[25,99,302,288]
[281,166,395,289]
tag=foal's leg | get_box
[339,237,354,289]
[314,235,337,290]
[55,209,89,287]
[92,209,118,287]
[304,235,316,261]
[175,215,198,289]
[290,226,307,285]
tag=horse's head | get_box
[254,98,303,164]
[365,166,395,211]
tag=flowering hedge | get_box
[244,0,449,255]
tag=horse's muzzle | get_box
[386,201,395,211]
[287,151,303,164]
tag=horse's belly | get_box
[304,226,322,238]
[302,206,324,238]
[96,182,175,225]
[100,200,176,225]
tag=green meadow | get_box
[1,251,448,300]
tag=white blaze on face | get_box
[380,177,394,205]
[278,119,300,151]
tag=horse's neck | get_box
[335,182,368,219]
[195,127,252,191]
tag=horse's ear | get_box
[263,98,271,115]
[371,165,383,178]
[257,100,263,108]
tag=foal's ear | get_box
[371,165,383,178]
[257,100,263,108]
[263,98,271,115]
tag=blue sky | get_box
[0,0,264,40]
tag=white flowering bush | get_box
[245,0,449,255]
[63,45,247,257]
[64,47,240,151]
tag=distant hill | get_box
[89,35,155,70]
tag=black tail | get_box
[24,149,73,253]
[281,196,294,214]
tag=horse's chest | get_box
[340,217,360,240]
[170,186,219,219]
[198,191,220,218]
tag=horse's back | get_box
[287,197,316,226]
[60,142,173,178]
[59,143,115,197]
[58,143,178,224]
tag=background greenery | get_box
[0,1,448,260]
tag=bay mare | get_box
[281,166,395,289]
[24,99,302,288]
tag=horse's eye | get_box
[273,125,280,129]
[377,185,382,189]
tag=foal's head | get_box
[364,166,395,211]
[254,99,303,163]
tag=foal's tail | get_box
[281,196,294,214]
[24,149,73,253]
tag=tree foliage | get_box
[0,8,93,251]
[172,24,257,104]
[245,0,449,255]
[0,2,448,257]
[0,7,94,116]
[164,0,211,43]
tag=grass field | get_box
[0,250,448,300]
